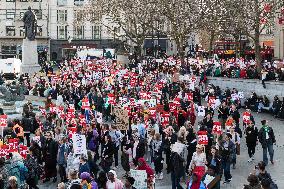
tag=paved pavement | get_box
[37,109,284,189]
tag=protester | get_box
[258,120,276,165]
[245,121,258,162]
[106,170,124,189]
[219,133,235,183]
[42,131,58,183]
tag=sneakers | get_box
[252,155,255,160]
[248,158,252,163]
[271,160,274,165]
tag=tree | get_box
[154,0,203,62]
[198,0,232,57]
[228,0,284,70]
[74,0,156,56]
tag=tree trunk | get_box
[176,38,185,66]
[209,30,215,57]
[254,30,262,72]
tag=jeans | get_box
[171,173,183,189]
[263,144,274,165]
[222,160,232,181]
[247,143,256,158]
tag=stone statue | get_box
[23,6,37,41]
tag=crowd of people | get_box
[0,56,280,189]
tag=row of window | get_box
[58,0,84,6]
[6,26,42,37]
[57,25,101,40]
[6,9,43,20]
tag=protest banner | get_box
[95,111,103,123]
[197,131,208,145]
[0,115,7,127]
[213,121,222,135]
[72,134,87,155]
[238,92,244,99]
[130,169,147,189]
[243,112,251,124]
[113,106,129,130]
[197,106,205,117]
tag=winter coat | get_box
[245,126,258,145]
[258,126,276,148]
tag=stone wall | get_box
[206,77,284,101]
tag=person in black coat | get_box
[185,126,196,174]
[101,135,114,173]
[245,121,258,162]
[229,104,240,128]
[258,120,276,165]
[22,116,33,147]
[206,146,222,176]
[218,101,229,129]
[163,127,177,172]
[42,131,58,183]
[132,134,145,166]
[202,113,214,130]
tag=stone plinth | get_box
[20,39,41,75]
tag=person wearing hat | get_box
[124,176,136,189]
[219,133,235,183]
[80,172,98,189]
[106,170,124,189]
[258,120,276,165]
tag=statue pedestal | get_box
[21,39,41,75]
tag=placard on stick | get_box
[113,106,129,130]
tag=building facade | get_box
[0,0,49,61]
[274,8,284,60]
[49,0,125,61]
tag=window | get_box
[33,0,42,2]
[37,26,42,36]
[34,9,42,20]
[19,11,25,19]
[6,0,15,2]
[74,26,84,39]
[20,0,28,2]
[20,26,25,37]
[92,26,101,39]
[57,0,67,6]
[1,46,16,54]
[266,27,273,35]
[74,0,84,6]
[6,10,15,20]
[6,26,15,36]
[57,10,67,22]
[91,12,101,22]
[57,25,67,39]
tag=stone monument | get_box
[20,6,41,75]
